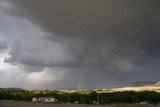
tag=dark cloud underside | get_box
[0,0,160,88]
[0,39,7,51]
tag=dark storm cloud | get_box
[1,0,160,88]
[9,0,160,37]
[4,33,84,68]
[0,38,7,52]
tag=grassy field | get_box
[0,102,160,107]
[58,86,160,94]
[113,86,160,93]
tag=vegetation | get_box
[0,88,160,104]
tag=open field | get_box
[0,102,160,107]
[113,86,160,93]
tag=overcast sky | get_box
[0,0,160,89]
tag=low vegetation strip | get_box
[0,88,160,104]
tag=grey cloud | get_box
[8,0,159,36]
[4,28,83,68]
[0,0,160,88]
[0,38,7,52]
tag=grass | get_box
[113,86,160,93]
[57,86,160,94]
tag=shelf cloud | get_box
[0,0,160,88]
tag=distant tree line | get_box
[0,88,160,104]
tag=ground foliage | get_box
[0,88,160,104]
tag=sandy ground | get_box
[0,102,160,107]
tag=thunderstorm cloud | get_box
[0,0,160,88]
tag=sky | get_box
[0,0,160,89]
